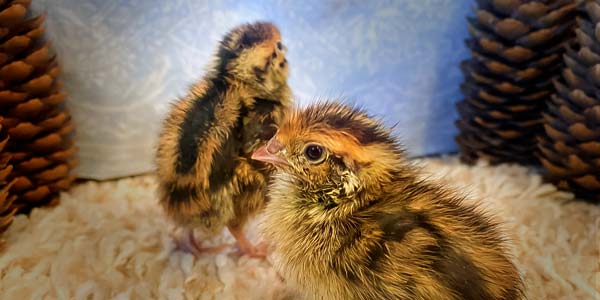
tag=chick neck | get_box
[296,153,418,217]
[298,177,355,210]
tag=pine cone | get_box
[456,0,577,165]
[0,0,77,215]
[0,124,16,248]
[538,0,600,203]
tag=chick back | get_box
[156,76,288,233]
[341,189,523,300]
[156,78,234,230]
[155,21,291,236]
[264,175,524,300]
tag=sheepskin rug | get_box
[0,157,598,300]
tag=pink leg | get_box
[172,227,229,256]
[227,225,269,258]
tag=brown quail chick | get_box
[252,101,525,299]
[155,21,292,258]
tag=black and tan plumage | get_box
[253,101,524,300]
[155,21,292,257]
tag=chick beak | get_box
[251,139,289,167]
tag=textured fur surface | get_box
[258,102,524,300]
[155,21,292,236]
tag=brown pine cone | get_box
[0,0,77,215]
[538,0,600,203]
[456,0,577,165]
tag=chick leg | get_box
[172,227,229,256]
[228,225,268,258]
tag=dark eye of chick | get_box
[304,144,326,164]
[277,41,283,50]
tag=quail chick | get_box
[155,21,292,258]
[252,101,525,299]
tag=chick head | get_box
[252,101,405,205]
[217,21,289,95]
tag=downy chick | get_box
[155,21,292,258]
[252,101,525,299]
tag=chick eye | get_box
[277,41,283,50]
[304,144,325,164]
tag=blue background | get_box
[31,0,472,179]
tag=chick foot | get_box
[172,227,229,257]
[228,225,269,258]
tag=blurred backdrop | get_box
[31,0,471,180]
